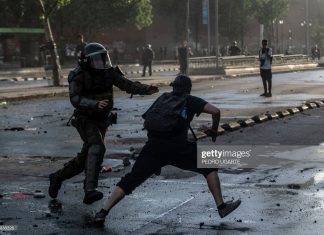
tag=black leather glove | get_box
[144,85,159,95]
[204,128,218,142]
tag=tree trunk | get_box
[38,0,61,86]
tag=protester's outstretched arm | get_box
[202,103,220,142]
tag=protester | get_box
[94,75,241,225]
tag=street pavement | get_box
[1,69,324,234]
[2,107,324,234]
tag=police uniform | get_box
[49,43,158,204]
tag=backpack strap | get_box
[183,94,198,142]
[189,125,198,142]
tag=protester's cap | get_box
[170,74,192,93]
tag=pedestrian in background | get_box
[163,46,167,59]
[229,41,241,56]
[141,44,154,77]
[178,40,193,75]
[259,39,273,97]
[311,45,321,60]
[75,34,86,58]
[112,47,119,65]
[159,47,163,59]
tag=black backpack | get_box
[142,92,197,140]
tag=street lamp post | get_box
[300,20,312,55]
[215,0,219,70]
[186,0,190,75]
[279,20,284,54]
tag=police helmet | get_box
[170,74,192,94]
[79,42,112,70]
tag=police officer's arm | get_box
[111,67,158,95]
[69,72,106,110]
[202,103,220,142]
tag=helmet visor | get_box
[87,52,112,70]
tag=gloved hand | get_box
[144,85,159,95]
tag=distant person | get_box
[75,34,87,58]
[163,46,167,59]
[311,45,321,60]
[112,47,119,65]
[259,39,273,97]
[159,47,163,59]
[141,44,154,77]
[174,46,178,60]
[94,75,241,225]
[229,41,241,56]
[178,40,193,74]
[220,45,228,57]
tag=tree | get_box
[38,0,70,86]
[219,0,253,49]
[153,0,187,43]
[54,0,153,39]
[249,0,289,46]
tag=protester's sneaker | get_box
[218,200,241,218]
[48,173,62,199]
[94,209,109,226]
[265,93,272,97]
[155,168,162,176]
[260,93,266,96]
[83,190,103,205]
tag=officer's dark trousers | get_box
[117,139,216,195]
[260,69,272,94]
[179,61,187,74]
[142,62,152,76]
[55,118,109,191]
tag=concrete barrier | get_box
[189,54,319,76]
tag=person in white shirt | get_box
[259,39,273,97]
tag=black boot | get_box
[83,190,103,205]
[48,173,62,199]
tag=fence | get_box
[188,54,312,75]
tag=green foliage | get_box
[311,24,324,48]
[0,0,153,33]
[248,0,289,26]
[0,0,42,27]
[219,0,253,45]
[54,0,153,35]
[153,0,187,42]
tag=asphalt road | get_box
[1,70,324,234]
[1,69,324,158]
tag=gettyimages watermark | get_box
[197,145,324,168]
[0,225,18,231]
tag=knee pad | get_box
[88,144,106,157]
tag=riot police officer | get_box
[48,42,158,205]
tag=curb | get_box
[0,75,220,103]
[1,68,180,82]
[124,67,179,76]
[2,76,48,82]
[198,99,324,141]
